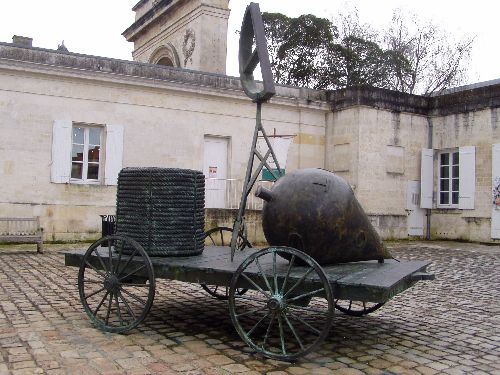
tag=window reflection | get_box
[71,126,102,182]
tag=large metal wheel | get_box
[334,300,385,316]
[229,247,334,361]
[201,227,251,300]
[78,235,155,333]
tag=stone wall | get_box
[430,106,500,242]
[0,43,327,241]
[1,43,499,243]
[327,85,500,243]
[326,88,430,239]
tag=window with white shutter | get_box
[50,122,123,186]
[422,146,476,210]
[51,120,72,183]
[458,146,475,209]
[420,149,433,209]
[104,125,124,186]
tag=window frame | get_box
[437,149,459,208]
[70,123,103,185]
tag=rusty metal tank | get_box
[255,168,391,265]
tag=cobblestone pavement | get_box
[0,241,498,375]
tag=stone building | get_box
[0,0,499,243]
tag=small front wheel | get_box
[229,246,334,361]
[78,235,155,333]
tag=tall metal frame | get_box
[230,2,281,260]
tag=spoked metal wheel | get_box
[78,235,155,333]
[229,247,334,361]
[334,300,385,316]
[200,227,251,300]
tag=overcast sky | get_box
[1,0,498,85]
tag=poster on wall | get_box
[492,143,500,239]
[256,136,294,181]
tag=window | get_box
[51,120,123,185]
[420,146,475,210]
[438,151,459,207]
[71,125,102,182]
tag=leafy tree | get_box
[261,12,291,82]
[262,13,334,88]
[262,9,474,95]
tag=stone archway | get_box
[149,43,180,67]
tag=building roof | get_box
[0,41,326,105]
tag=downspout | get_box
[426,116,433,240]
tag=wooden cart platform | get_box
[64,236,433,362]
[65,245,430,303]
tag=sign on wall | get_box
[257,136,293,181]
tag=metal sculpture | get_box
[231,2,282,260]
[66,2,434,363]
[255,168,392,265]
[228,246,334,361]
[78,235,155,333]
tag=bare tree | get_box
[384,9,474,95]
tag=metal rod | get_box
[230,100,284,260]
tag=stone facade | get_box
[1,11,499,243]
[0,42,326,243]
[123,0,230,74]
[326,86,500,242]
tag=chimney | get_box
[12,35,33,48]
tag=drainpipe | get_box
[426,116,433,240]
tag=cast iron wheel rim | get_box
[229,247,334,361]
[200,227,250,300]
[78,235,156,333]
[334,300,385,317]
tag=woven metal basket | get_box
[116,167,205,256]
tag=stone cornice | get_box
[328,84,500,116]
[328,86,430,115]
[430,84,500,115]
[123,0,176,42]
[132,0,149,12]
[0,43,324,109]
[2,43,497,116]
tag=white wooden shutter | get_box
[50,120,72,183]
[491,143,500,239]
[104,124,124,186]
[458,146,475,209]
[420,148,434,209]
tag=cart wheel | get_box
[229,246,334,361]
[78,235,155,333]
[334,300,385,316]
[201,227,251,300]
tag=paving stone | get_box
[286,366,310,374]
[221,363,250,373]
[0,241,498,374]
[206,355,234,365]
